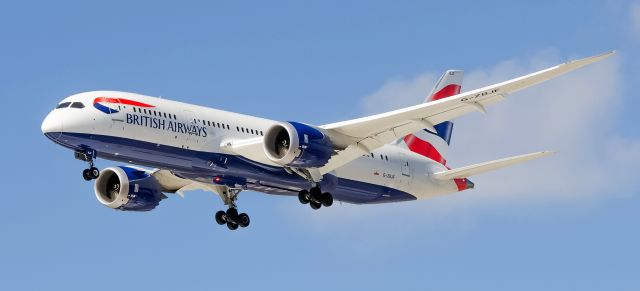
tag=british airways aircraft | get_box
[41,52,613,230]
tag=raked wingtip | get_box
[572,50,616,65]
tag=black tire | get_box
[298,190,310,204]
[321,192,333,207]
[310,201,321,210]
[227,222,239,230]
[90,167,100,179]
[82,169,92,181]
[226,208,239,220]
[215,210,226,225]
[238,213,250,227]
[310,186,322,198]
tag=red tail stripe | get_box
[403,134,446,165]
[453,178,467,191]
[430,84,461,101]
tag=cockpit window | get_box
[70,102,85,109]
[56,102,71,109]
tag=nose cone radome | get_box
[41,111,63,139]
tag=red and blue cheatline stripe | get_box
[93,97,155,114]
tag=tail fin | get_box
[402,70,463,165]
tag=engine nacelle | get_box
[94,166,167,211]
[263,121,334,168]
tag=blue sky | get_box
[1,1,639,290]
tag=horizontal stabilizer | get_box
[432,151,554,180]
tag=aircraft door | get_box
[182,110,202,149]
[399,153,413,188]
[109,100,125,131]
[110,102,124,121]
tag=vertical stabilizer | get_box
[402,70,463,165]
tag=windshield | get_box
[56,102,71,109]
[70,102,85,109]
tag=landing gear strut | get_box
[214,188,250,230]
[75,150,99,181]
[298,186,333,210]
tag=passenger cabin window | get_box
[56,102,71,109]
[70,102,85,109]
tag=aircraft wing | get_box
[152,169,235,204]
[316,51,614,174]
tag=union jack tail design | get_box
[402,70,473,191]
[403,70,463,165]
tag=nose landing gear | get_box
[75,149,99,181]
[82,167,100,181]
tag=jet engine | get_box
[94,166,167,211]
[263,121,334,168]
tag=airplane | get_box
[41,51,614,230]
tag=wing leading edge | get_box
[317,51,615,174]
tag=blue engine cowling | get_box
[263,121,334,168]
[94,166,167,211]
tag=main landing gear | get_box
[75,150,99,181]
[215,208,250,230]
[214,188,250,230]
[286,168,333,210]
[298,186,333,210]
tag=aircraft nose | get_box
[41,111,63,139]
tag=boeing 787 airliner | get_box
[42,52,613,230]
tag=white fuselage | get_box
[42,91,460,203]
